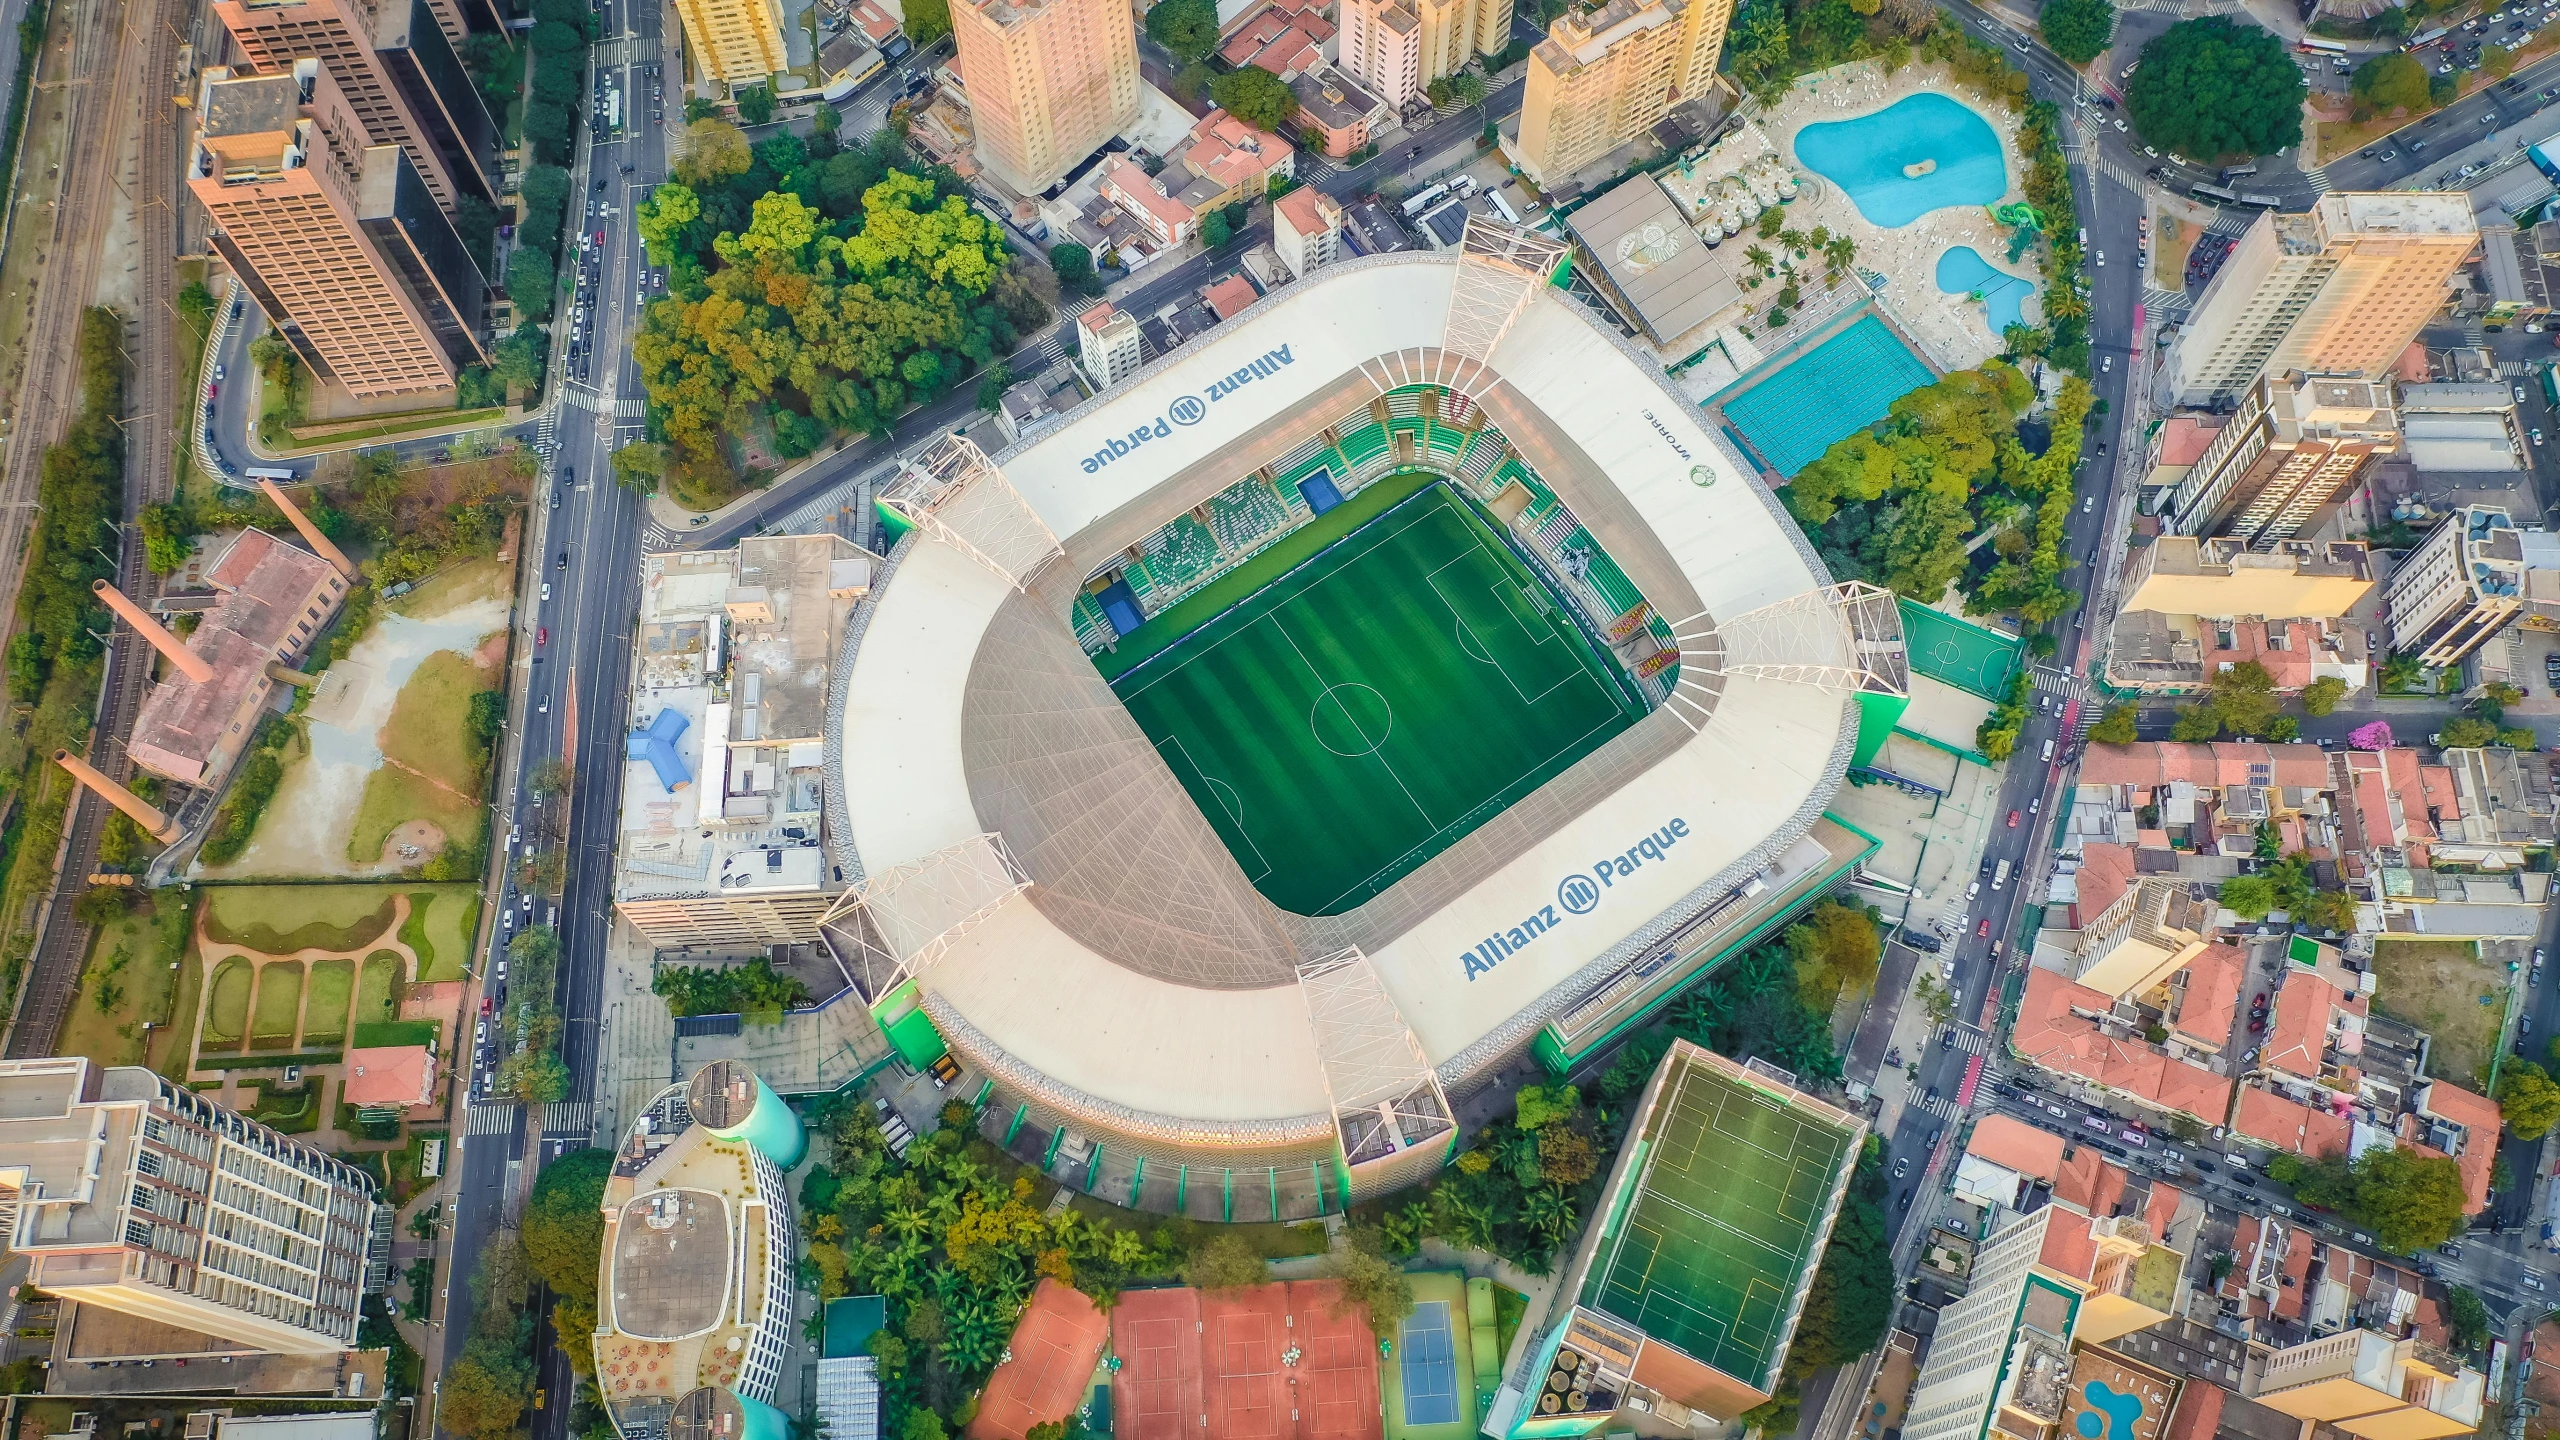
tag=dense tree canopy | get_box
[2038,0,2115,64]
[2350,51,2433,118]
[2268,1144,2472,1251]
[2501,1061,2560,1140]
[1210,65,1298,131]
[1144,0,1219,60]
[2126,18,2304,158]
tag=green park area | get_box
[2371,939,2507,1088]
[56,890,193,1072]
[186,884,479,1071]
[348,648,501,864]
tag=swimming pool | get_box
[1794,92,2007,228]
[1718,313,1935,476]
[1936,246,2034,333]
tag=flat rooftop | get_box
[609,1190,732,1339]
[596,1119,783,1430]
[1568,1042,1864,1393]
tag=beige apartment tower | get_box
[1509,0,1731,185]
[213,0,497,211]
[951,0,1139,196]
[671,0,790,85]
[1338,0,1509,109]
[190,65,487,400]
[2251,1331,2484,1440]
[0,1057,384,1354]
[2169,194,2479,407]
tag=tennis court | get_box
[1113,1288,1204,1440]
[1898,599,2023,700]
[1111,1282,1382,1440]
[1399,1304,1459,1424]
[1294,1280,1383,1440]
[1112,482,1644,916]
[1380,1272,1477,1440]
[1578,1057,1860,1387]
[967,1280,1109,1440]
[1717,314,1935,477]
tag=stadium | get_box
[819,220,1908,1219]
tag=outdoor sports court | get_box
[1111,482,1644,916]
[1111,1282,1382,1440]
[1578,1057,1860,1388]
[1717,313,1935,477]
[966,1279,1108,1440]
[1898,598,2023,701]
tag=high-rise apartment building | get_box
[1273,185,1343,279]
[213,0,497,211]
[2387,505,2527,669]
[1338,0,1507,109]
[190,65,488,400]
[2251,1330,2484,1440]
[1902,1202,2182,1440]
[950,0,1138,196]
[1077,302,1143,388]
[1507,0,1730,186]
[2168,195,2477,407]
[2156,370,2398,543]
[670,0,790,85]
[0,1058,384,1354]
[2121,535,2376,618]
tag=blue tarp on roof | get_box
[627,708,692,792]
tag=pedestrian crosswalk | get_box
[539,1102,593,1137]
[2300,164,2331,190]
[1941,1025,1990,1056]
[467,1103,519,1136]
[1912,1093,1962,1120]
[2030,666,2091,703]
[2205,209,2256,238]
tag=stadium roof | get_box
[830,251,1856,1143]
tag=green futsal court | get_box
[1579,1058,1859,1387]
[1109,482,1644,917]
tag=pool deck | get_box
[1752,61,2043,371]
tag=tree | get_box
[2217,873,2277,920]
[975,364,1011,411]
[2208,659,2281,736]
[2439,717,2499,749]
[2351,50,2433,117]
[2501,1061,2560,1140]
[1320,1231,1415,1339]
[1048,241,1097,296]
[1201,209,1233,249]
[507,248,556,323]
[612,441,668,491]
[529,756,572,799]
[1180,1233,1270,1291]
[2447,1287,2491,1351]
[491,325,548,393]
[2089,703,2139,746]
[903,0,949,42]
[2038,0,2114,64]
[2126,18,2305,159]
[1143,0,1219,60]
[1788,898,1880,1006]
[2345,1146,2470,1251]
[673,118,752,186]
[635,183,700,266]
[467,690,506,747]
[734,84,775,125]
[524,1147,614,1303]
[2301,675,2347,717]
[2348,719,2394,750]
[1211,66,1299,131]
[2170,703,2221,742]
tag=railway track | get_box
[1,0,188,1059]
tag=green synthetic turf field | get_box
[1579,1060,1858,1386]
[1110,482,1644,916]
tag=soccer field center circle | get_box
[828,251,1877,1196]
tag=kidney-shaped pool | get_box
[1793,91,2008,228]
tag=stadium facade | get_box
[817,220,1905,1219]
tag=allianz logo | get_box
[1076,344,1299,474]
[1458,818,1691,980]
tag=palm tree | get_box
[1778,227,1809,257]
[1744,243,1773,274]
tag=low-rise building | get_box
[1076,301,1144,388]
[1289,69,1389,159]
[1218,0,1333,76]
[2012,968,2236,1129]
[2251,1330,2483,1439]
[612,535,877,950]
[1272,185,1344,280]
[1097,111,1294,249]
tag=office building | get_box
[671,0,790,85]
[0,1057,384,1354]
[594,1072,802,1439]
[1075,301,1143,387]
[1901,1203,2183,1440]
[2387,505,2526,669]
[2250,1330,2484,1440]
[190,65,489,400]
[1507,0,1732,185]
[613,535,876,950]
[1498,1043,1862,1434]
[212,0,496,212]
[1273,185,1343,279]
[1338,0,1507,110]
[2155,370,2398,543]
[950,0,1138,196]
[2168,195,2477,407]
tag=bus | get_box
[2190,182,2240,204]
[242,466,298,483]
[2235,192,2282,208]
[2538,362,2560,409]
[2298,35,2349,52]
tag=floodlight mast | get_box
[876,435,1064,591]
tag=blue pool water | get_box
[1794,92,2008,227]
[1936,246,2034,333]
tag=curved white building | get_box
[819,222,1905,1219]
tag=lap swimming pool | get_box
[1793,92,2007,228]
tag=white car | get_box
[541,582,552,601]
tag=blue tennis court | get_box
[1399,1302,1458,1426]
[1718,314,1935,477]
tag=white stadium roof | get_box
[828,248,1864,1143]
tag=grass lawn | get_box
[390,556,510,620]
[249,962,305,1048]
[204,885,402,953]
[1492,1284,1527,1367]
[356,950,406,1028]
[2150,215,2198,289]
[205,956,253,1049]
[399,885,481,983]
[348,650,495,866]
[304,959,355,1045]
[2373,938,2508,1088]
[356,1018,440,1048]
[57,896,189,1070]
[153,925,205,1080]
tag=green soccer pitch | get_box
[1108,481,1647,917]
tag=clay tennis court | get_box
[966,1279,1109,1440]
[1112,1281,1382,1440]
